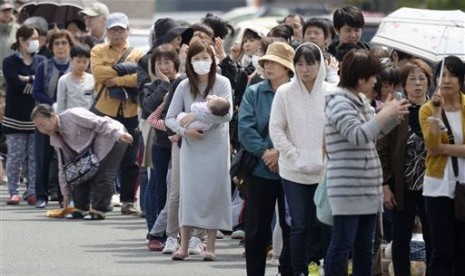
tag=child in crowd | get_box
[56,44,94,114]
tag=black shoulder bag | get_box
[442,111,465,222]
[60,139,99,187]
[230,124,269,198]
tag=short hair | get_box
[374,65,400,94]
[267,24,293,43]
[303,18,331,40]
[150,43,181,73]
[31,104,55,120]
[333,5,365,31]
[70,44,90,59]
[434,55,465,90]
[294,43,321,66]
[339,49,382,89]
[190,23,214,40]
[48,29,76,52]
[209,98,230,116]
[258,37,282,55]
[335,43,362,62]
[201,13,234,39]
[399,58,432,88]
[369,46,390,60]
[282,14,305,28]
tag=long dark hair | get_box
[434,56,465,91]
[185,38,217,99]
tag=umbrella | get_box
[370,8,465,62]
[19,0,92,27]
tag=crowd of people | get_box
[1,0,464,275]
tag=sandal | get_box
[65,209,87,219]
[83,210,105,220]
[202,251,216,262]
[171,250,189,261]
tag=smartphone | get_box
[394,91,404,101]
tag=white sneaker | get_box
[111,194,121,207]
[162,237,179,254]
[231,230,245,239]
[188,236,203,255]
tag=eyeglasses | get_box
[53,40,69,46]
[407,77,428,83]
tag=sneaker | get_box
[111,194,121,207]
[121,203,140,215]
[6,195,20,205]
[231,230,245,239]
[188,236,203,255]
[268,256,280,266]
[147,239,165,251]
[162,237,179,254]
[35,199,47,208]
[27,195,37,206]
[216,230,224,239]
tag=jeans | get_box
[392,190,431,276]
[282,179,328,276]
[425,196,465,276]
[325,214,377,276]
[144,144,170,231]
[244,174,291,276]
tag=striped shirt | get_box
[325,87,396,215]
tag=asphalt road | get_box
[0,184,279,276]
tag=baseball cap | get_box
[0,0,14,11]
[79,2,110,18]
[106,13,129,29]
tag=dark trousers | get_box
[244,174,291,276]
[91,110,140,204]
[113,114,140,203]
[34,130,60,202]
[282,179,328,276]
[392,190,432,276]
[73,141,127,212]
[144,144,170,231]
[425,196,465,276]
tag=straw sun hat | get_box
[258,41,295,72]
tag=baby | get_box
[177,95,230,131]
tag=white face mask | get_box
[251,55,261,69]
[192,60,212,75]
[26,39,40,54]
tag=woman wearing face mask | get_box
[3,25,47,205]
[165,38,233,261]
[32,29,75,208]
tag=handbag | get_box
[61,143,100,186]
[442,111,465,222]
[230,123,269,198]
[314,170,333,225]
[230,148,258,178]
